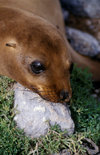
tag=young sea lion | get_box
[0,0,72,103]
[0,0,100,103]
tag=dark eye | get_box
[30,60,45,74]
[69,63,73,73]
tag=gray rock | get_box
[60,0,100,18]
[62,9,69,22]
[94,89,100,94]
[14,83,74,138]
[66,27,100,57]
[53,149,71,155]
[60,149,71,155]
[91,94,97,98]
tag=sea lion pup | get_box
[0,0,100,103]
[0,0,72,103]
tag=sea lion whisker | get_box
[19,89,32,92]
[30,93,57,101]
[36,90,56,93]
[19,89,56,93]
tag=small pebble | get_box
[94,89,100,94]
[91,94,97,98]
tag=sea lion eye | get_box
[6,43,16,48]
[30,61,45,74]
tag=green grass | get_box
[0,65,100,155]
[71,66,100,144]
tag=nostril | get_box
[60,90,69,101]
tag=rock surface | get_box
[14,83,74,138]
[66,27,100,57]
[60,0,100,18]
[62,9,69,22]
[53,149,71,155]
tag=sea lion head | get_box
[0,8,72,103]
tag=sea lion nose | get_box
[60,90,69,101]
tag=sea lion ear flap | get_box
[5,42,16,48]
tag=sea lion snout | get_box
[27,56,72,103]
[34,85,72,103]
[60,90,70,101]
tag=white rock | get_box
[14,83,74,138]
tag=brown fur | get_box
[0,0,100,103]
